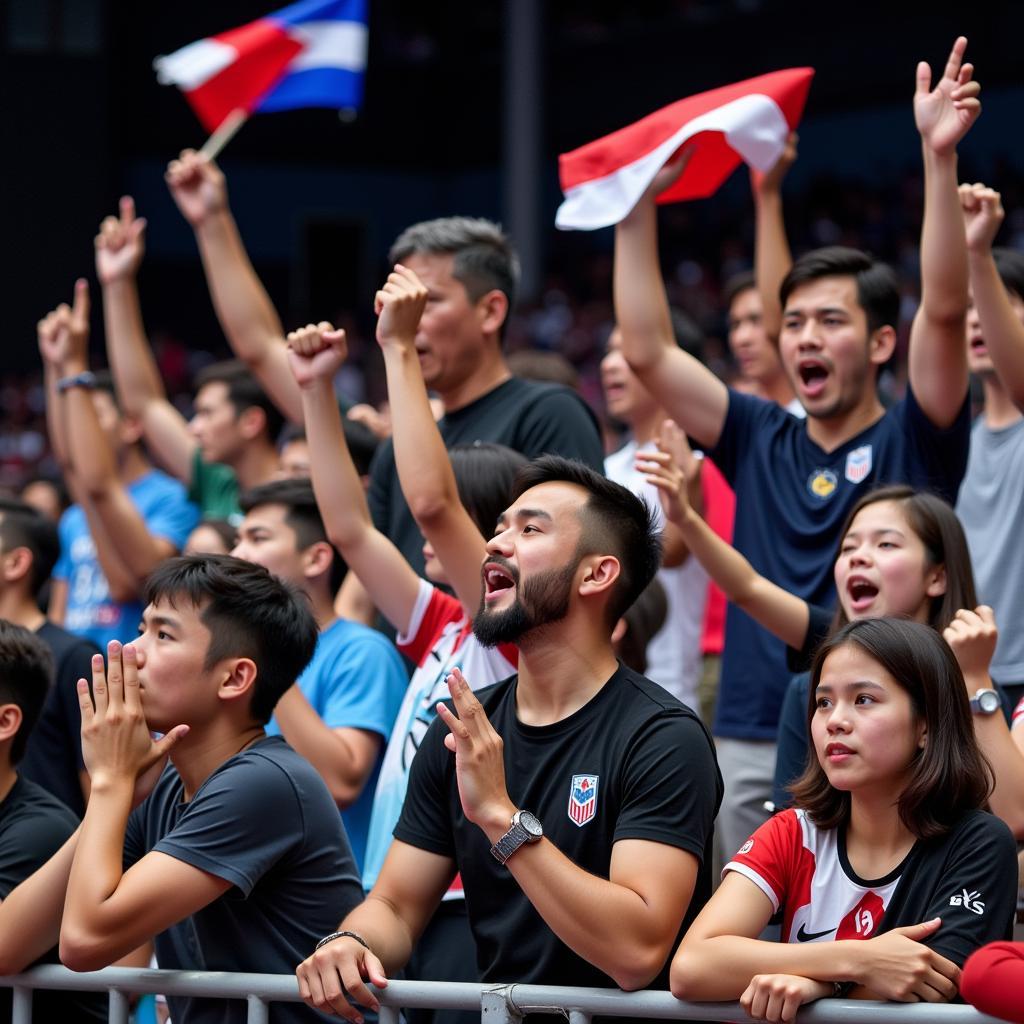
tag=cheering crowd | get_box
[1,34,1024,1024]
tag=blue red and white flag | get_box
[154,0,368,133]
[556,67,814,231]
[568,774,599,827]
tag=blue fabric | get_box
[265,617,406,872]
[271,0,365,29]
[708,385,970,740]
[258,66,364,113]
[53,470,198,651]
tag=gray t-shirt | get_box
[957,415,1024,684]
[125,736,362,1024]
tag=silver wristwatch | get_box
[970,688,1001,716]
[490,810,543,865]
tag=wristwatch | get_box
[970,688,1001,716]
[56,371,97,393]
[490,810,543,865]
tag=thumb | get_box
[895,917,941,940]
[443,732,457,753]
[153,724,190,759]
[323,328,347,347]
[131,217,148,242]
[365,951,389,990]
[915,61,932,95]
[976,604,996,626]
[73,278,90,321]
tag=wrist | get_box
[481,801,519,842]
[86,773,135,799]
[962,671,993,692]
[62,358,89,377]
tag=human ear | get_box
[0,703,23,745]
[925,563,947,598]
[238,405,268,442]
[0,546,32,585]
[477,289,509,339]
[302,541,335,582]
[579,555,621,599]
[868,325,897,366]
[217,658,258,706]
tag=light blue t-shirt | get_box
[54,470,199,650]
[266,617,407,873]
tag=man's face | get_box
[134,598,218,734]
[278,438,311,478]
[779,276,875,420]
[600,328,659,426]
[474,481,586,647]
[400,252,489,397]
[189,381,245,464]
[966,287,1024,377]
[728,287,784,386]
[232,504,306,590]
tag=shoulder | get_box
[322,618,405,668]
[939,809,1017,853]
[38,621,100,661]
[612,666,716,753]
[0,778,77,843]
[133,469,189,501]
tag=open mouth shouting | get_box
[845,576,879,614]
[482,560,517,603]
[797,358,830,400]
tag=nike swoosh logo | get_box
[796,923,837,942]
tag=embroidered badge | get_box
[807,468,838,500]
[568,774,599,827]
[844,444,873,484]
[737,839,754,855]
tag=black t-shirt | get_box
[19,621,99,817]
[394,664,722,996]
[369,377,604,573]
[124,736,364,1024]
[0,776,105,1024]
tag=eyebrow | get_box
[843,527,906,540]
[497,507,554,526]
[144,613,182,631]
[815,679,887,695]
[784,306,850,318]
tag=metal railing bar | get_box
[108,987,131,1024]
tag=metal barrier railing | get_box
[0,966,1011,1024]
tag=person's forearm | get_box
[754,188,792,341]
[194,210,303,423]
[273,687,376,808]
[43,364,72,469]
[77,494,142,603]
[919,149,969,324]
[64,369,121,496]
[337,893,419,975]
[0,828,80,974]
[101,278,168,416]
[61,778,137,970]
[968,250,1024,406]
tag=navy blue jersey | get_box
[708,386,970,739]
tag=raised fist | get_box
[286,322,348,389]
[959,182,1004,254]
[374,265,429,349]
[165,149,228,227]
[95,196,147,284]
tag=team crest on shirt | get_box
[844,445,873,484]
[807,468,838,501]
[568,774,599,826]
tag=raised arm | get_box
[752,133,797,342]
[614,154,728,450]
[961,184,1024,408]
[908,36,979,427]
[96,198,197,483]
[287,323,422,632]
[377,265,489,615]
[637,427,809,650]
[166,150,303,424]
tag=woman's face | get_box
[833,500,945,623]
[811,643,925,797]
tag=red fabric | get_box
[186,21,302,131]
[558,68,813,202]
[700,458,735,655]
[961,942,1024,1023]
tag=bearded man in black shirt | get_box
[298,456,722,1019]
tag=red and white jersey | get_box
[725,808,903,944]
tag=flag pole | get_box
[199,108,249,161]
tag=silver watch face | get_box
[977,689,1001,714]
[516,810,543,840]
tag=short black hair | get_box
[723,270,756,312]
[194,359,285,444]
[509,455,661,627]
[0,620,53,764]
[143,554,318,724]
[0,498,60,600]
[449,443,529,538]
[240,477,347,595]
[780,246,900,335]
[389,217,520,341]
[993,247,1024,301]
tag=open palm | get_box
[914,36,981,155]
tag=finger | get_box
[942,36,967,83]
[929,950,961,984]
[915,61,932,95]
[122,643,142,709]
[324,329,346,346]
[976,604,996,626]
[435,700,469,741]
[91,653,109,714]
[319,968,363,1023]
[374,291,386,316]
[77,677,95,722]
[894,917,942,940]
[106,640,125,707]
[336,968,378,1018]
[152,725,190,759]
[120,195,136,226]
[957,62,974,86]
[447,669,485,731]
[952,81,980,101]
[781,989,803,1024]
[364,951,388,990]
[73,278,90,322]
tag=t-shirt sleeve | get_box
[53,513,72,582]
[1012,695,1024,729]
[613,713,720,863]
[0,804,76,898]
[772,674,812,811]
[153,753,309,895]
[318,633,408,740]
[512,389,604,471]
[397,581,461,665]
[786,604,833,674]
[894,384,971,505]
[902,814,1018,967]
[723,809,802,913]
[392,714,456,858]
[187,449,239,518]
[145,483,199,551]
[706,389,778,486]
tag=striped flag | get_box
[556,68,814,231]
[154,0,368,133]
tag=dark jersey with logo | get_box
[727,807,1016,966]
[705,386,970,739]
[394,664,722,993]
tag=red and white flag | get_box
[556,68,814,231]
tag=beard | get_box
[473,556,578,647]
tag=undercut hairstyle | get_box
[831,485,976,634]
[0,620,53,764]
[509,455,662,627]
[194,359,285,444]
[790,618,992,839]
[449,443,529,538]
[0,497,60,600]
[240,477,347,595]
[993,247,1024,300]
[143,554,318,724]
[780,246,900,336]
[389,217,520,340]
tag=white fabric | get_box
[154,38,236,89]
[287,21,368,72]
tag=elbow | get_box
[327,777,363,810]
[669,949,705,1001]
[107,579,140,604]
[608,944,670,993]
[59,929,111,974]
